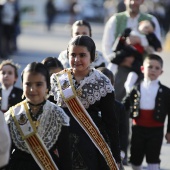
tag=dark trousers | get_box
[1,24,15,57]
[130,125,164,165]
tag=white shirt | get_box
[102,11,161,61]
[140,79,159,110]
[0,111,11,168]
[1,86,13,111]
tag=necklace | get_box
[28,101,45,106]
[27,100,46,121]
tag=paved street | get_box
[2,22,170,170]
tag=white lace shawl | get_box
[5,100,69,153]
[50,69,114,109]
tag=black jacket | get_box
[122,81,170,132]
[0,86,23,111]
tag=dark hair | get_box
[67,35,96,62]
[97,67,114,85]
[71,20,92,37]
[42,57,64,70]
[21,62,51,91]
[144,54,163,67]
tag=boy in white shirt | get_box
[122,54,170,170]
[0,60,23,113]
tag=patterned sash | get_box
[10,100,59,170]
[56,69,118,170]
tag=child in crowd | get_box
[122,54,170,170]
[97,67,129,166]
[138,20,162,53]
[111,20,162,62]
[126,20,162,55]
[5,62,71,170]
[42,56,64,103]
[0,111,11,169]
[0,60,23,113]
[58,20,107,69]
[51,35,121,169]
[42,56,64,76]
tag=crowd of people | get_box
[0,0,170,170]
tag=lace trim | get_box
[8,100,69,153]
[50,69,114,109]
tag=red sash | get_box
[133,109,164,127]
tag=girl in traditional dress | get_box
[5,62,71,170]
[51,35,121,170]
